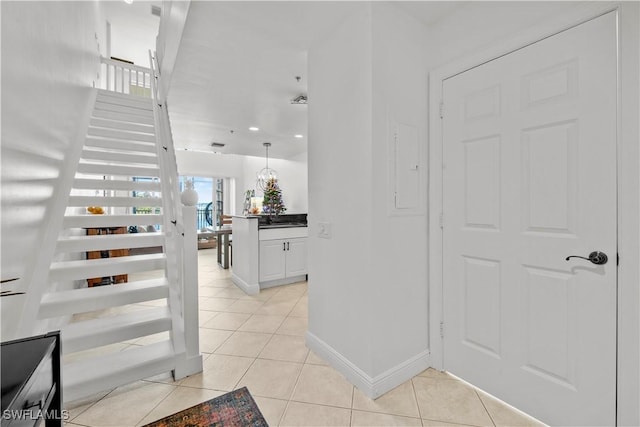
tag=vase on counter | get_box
[181,179,198,206]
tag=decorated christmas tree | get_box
[262,177,286,215]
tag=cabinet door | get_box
[285,238,308,277]
[259,239,286,282]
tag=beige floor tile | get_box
[202,312,251,330]
[422,419,477,426]
[419,367,457,381]
[199,297,237,311]
[238,314,286,333]
[213,287,249,299]
[305,350,329,366]
[205,278,235,288]
[214,331,271,357]
[276,315,308,336]
[352,380,420,418]
[198,310,219,326]
[237,359,303,400]
[476,389,545,427]
[413,377,493,427]
[240,287,279,302]
[255,299,297,316]
[351,410,423,426]
[74,381,175,427]
[259,334,309,363]
[137,387,225,425]
[65,390,111,422]
[291,364,353,408]
[280,401,351,427]
[142,371,184,386]
[181,354,254,391]
[198,286,224,297]
[289,298,308,317]
[253,397,288,426]
[222,299,265,314]
[199,328,233,353]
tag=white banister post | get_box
[174,204,203,378]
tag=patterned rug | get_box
[143,387,268,427]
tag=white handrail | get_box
[100,56,151,97]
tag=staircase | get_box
[39,88,188,402]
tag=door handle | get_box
[287,242,290,251]
[565,251,608,265]
[283,242,286,251]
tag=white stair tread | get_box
[90,117,155,134]
[92,109,155,125]
[97,89,153,104]
[85,136,156,153]
[39,278,169,318]
[77,162,160,177]
[62,214,163,228]
[50,253,166,281]
[72,178,161,192]
[95,101,154,118]
[88,127,156,143]
[62,306,171,353]
[96,91,153,110]
[56,232,164,253]
[64,340,177,402]
[68,196,162,208]
[81,148,158,165]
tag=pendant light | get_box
[256,142,277,191]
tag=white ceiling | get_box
[122,1,462,160]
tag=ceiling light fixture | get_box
[294,134,304,138]
[123,0,133,4]
[249,127,259,131]
[256,142,277,191]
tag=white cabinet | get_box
[259,237,307,283]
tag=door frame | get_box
[427,2,639,425]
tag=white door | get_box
[285,238,308,278]
[259,239,286,282]
[442,12,617,426]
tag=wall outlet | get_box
[318,222,332,239]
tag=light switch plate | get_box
[318,222,332,239]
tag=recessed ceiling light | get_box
[123,0,133,4]
[294,134,304,138]
[249,127,259,131]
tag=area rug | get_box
[143,387,268,427]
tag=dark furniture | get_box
[86,227,129,286]
[1,331,63,426]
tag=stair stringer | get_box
[14,89,98,340]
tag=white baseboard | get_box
[305,331,431,399]
[259,274,307,290]
[231,273,259,295]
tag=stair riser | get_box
[62,214,164,229]
[64,318,171,354]
[72,178,161,193]
[81,149,158,165]
[39,279,169,318]
[94,102,154,118]
[77,163,160,177]
[85,137,157,154]
[92,109,155,125]
[56,233,164,253]
[50,257,166,281]
[88,127,156,143]
[68,196,162,208]
[90,118,155,134]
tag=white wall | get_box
[307,3,375,375]
[175,150,308,215]
[1,1,104,339]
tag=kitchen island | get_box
[231,214,308,295]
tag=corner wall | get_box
[1,1,104,339]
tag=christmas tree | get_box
[262,177,286,215]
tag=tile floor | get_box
[64,248,544,427]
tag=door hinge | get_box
[439,321,445,338]
[439,101,444,119]
[439,212,444,229]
